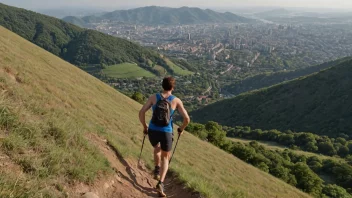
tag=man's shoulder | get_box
[172,96,182,103]
[148,93,158,101]
[152,93,160,97]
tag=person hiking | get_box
[139,77,190,197]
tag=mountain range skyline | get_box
[1,0,352,11]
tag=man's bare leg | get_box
[153,144,161,180]
[157,150,170,197]
[159,150,170,182]
[154,144,161,166]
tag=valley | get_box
[1,1,352,197]
[61,6,352,112]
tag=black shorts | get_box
[148,129,173,152]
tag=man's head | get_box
[162,77,175,91]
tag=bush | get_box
[257,162,269,173]
[323,184,352,198]
[291,162,323,196]
[131,92,145,104]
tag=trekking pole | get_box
[169,133,181,165]
[138,133,147,165]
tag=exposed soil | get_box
[73,133,200,198]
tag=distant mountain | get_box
[254,8,292,18]
[36,7,107,19]
[0,3,188,76]
[64,6,256,26]
[191,57,352,136]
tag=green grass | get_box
[0,26,310,198]
[164,58,194,76]
[102,63,156,78]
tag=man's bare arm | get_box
[177,99,190,132]
[139,95,154,131]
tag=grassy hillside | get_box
[70,6,255,26]
[102,63,156,78]
[191,58,352,136]
[0,26,310,197]
[164,57,194,76]
[0,3,190,77]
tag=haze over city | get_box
[1,0,352,10]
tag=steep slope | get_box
[0,26,310,197]
[0,3,188,76]
[191,58,352,136]
[69,6,255,26]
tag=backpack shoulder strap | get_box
[167,95,176,102]
[156,93,162,102]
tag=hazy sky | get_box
[1,0,352,10]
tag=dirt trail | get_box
[75,134,199,198]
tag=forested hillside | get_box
[0,3,182,75]
[191,58,352,137]
[222,58,351,95]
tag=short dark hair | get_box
[162,77,175,91]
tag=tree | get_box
[308,161,323,172]
[323,184,352,198]
[347,141,352,154]
[205,121,222,132]
[251,129,263,139]
[207,128,226,147]
[332,164,352,188]
[307,156,323,172]
[338,146,349,157]
[231,143,256,162]
[291,163,323,196]
[305,141,318,152]
[336,137,347,146]
[205,121,226,147]
[131,92,145,104]
[186,123,205,133]
[346,155,352,166]
[257,162,269,173]
[278,134,295,146]
[287,174,298,186]
[318,142,337,156]
[265,129,281,141]
[296,133,317,147]
[270,165,291,182]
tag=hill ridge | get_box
[64,6,256,26]
[0,3,191,77]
